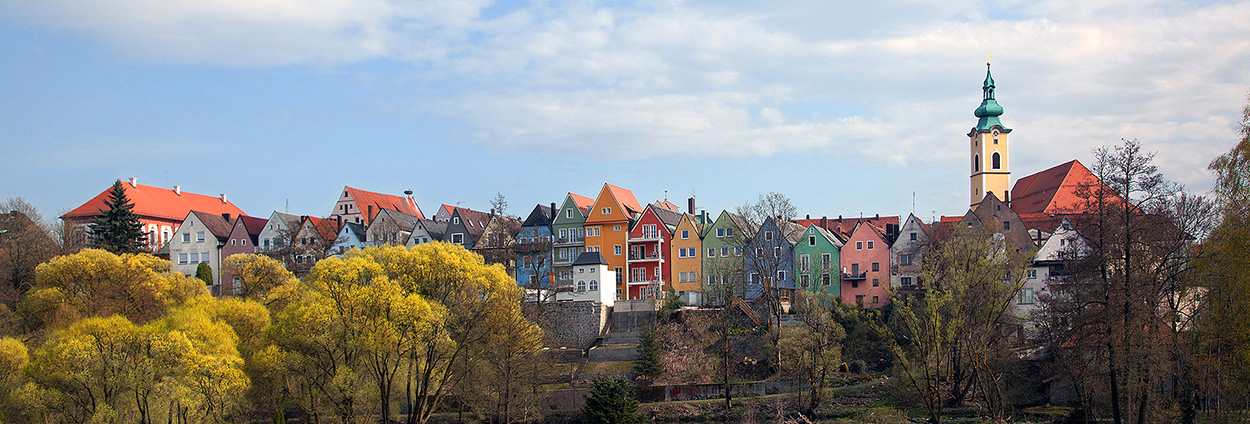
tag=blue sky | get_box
[2,0,1248,223]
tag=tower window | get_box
[992,152,1001,170]
[973,154,980,173]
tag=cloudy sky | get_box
[2,0,1247,223]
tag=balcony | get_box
[842,271,867,281]
[627,278,664,286]
[552,236,584,247]
[628,232,664,242]
[627,253,664,263]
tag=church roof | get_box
[973,63,1010,132]
[1010,160,1122,215]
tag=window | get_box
[900,254,912,265]
[852,280,859,288]
[615,267,622,284]
[559,229,567,239]
[614,245,621,256]
[1003,221,1010,230]
[872,278,879,287]
[764,231,773,241]
[851,263,859,274]
[241,239,246,246]
[681,230,689,239]
[1027,269,1037,279]
[910,232,917,241]
[974,154,980,172]
[901,276,912,286]
[589,280,598,291]
[856,241,863,250]
[777,270,786,281]
[677,248,685,258]
[451,233,464,244]
[566,209,573,218]
[800,255,810,271]
[614,225,621,232]
[872,262,879,272]
[726,228,734,237]
[873,296,880,304]
[809,235,816,246]
[231,239,236,246]
[721,247,729,256]
[178,253,188,264]
[822,273,830,286]
[602,207,610,215]
[577,280,586,291]
[992,152,1001,169]
[716,228,725,237]
[196,231,205,242]
[453,217,460,225]
[800,275,810,288]
[201,253,210,264]
[183,233,191,243]
[821,253,831,270]
[1018,288,1035,304]
[867,241,874,249]
[707,248,715,258]
[735,247,742,256]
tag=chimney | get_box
[219,194,227,204]
[551,202,557,217]
[173,186,181,195]
[222,213,231,222]
[838,215,843,222]
[129,177,138,188]
[821,216,827,228]
[367,205,374,221]
[337,216,342,227]
[687,197,696,215]
[805,214,810,220]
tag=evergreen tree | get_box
[583,377,641,424]
[634,326,663,379]
[89,180,147,254]
[195,262,213,285]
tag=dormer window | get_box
[453,217,461,225]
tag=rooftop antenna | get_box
[912,192,916,215]
[285,199,289,213]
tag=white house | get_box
[257,211,301,253]
[556,251,616,306]
[1021,217,1091,317]
[169,211,233,288]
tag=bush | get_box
[634,326,663,379]
[195,262,213,285]
[583,377,641,424]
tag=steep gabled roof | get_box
[806,224,844,248]
[191,211,233,243]
[63,181,246,222]
[796,215,899,240]
[569,193,595,215]
[604,183,643,216]
[341,222,367,243]
[655,199,681,213]
[453,208,492,237]
[415,219,448,240]
[649,203,684,230]
[1010,160,1122,215]
[522,204,555,227]
[238,215,268,245]
[374,209,423,233]
[344,186,424,223]
[305,216,340,241]
[776,219,807,244]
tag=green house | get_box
[701,210,749,301]
[793,223,844,298]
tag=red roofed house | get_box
[840,221,893,308]
[329,186,424,227]
[61,178,246,251]
[1010,160,1123,215]
[584,183,644,300]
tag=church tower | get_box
[969,62,1012,207]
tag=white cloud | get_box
[2,0,1248,189]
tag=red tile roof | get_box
[1010,160,1121,215]
[238,215,268,244]
[605,183,643,216]
[191,211,234,243]
[62,180,246,222]
[306,216,340,241]
[345,186,423,224]
[795,215,899,239]
[569,193,595,215]
[655,200,681,213]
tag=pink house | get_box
[840,222,892,308]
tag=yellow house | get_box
[582,183,643,300]
[669,212,705,305]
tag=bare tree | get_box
[0,198,59,306]
[735,192,803,371]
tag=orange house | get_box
[582,183,643,300]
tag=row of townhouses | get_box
[58,65,1111,314]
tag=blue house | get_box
[516,203,555,288]
[743,217,805,301]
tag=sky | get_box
[2,0,1248,224]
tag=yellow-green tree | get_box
[355,243,541,424]
[219,254,299,305]
[19,249,206,332]
[779,290,845,415]
[0,337,28,421]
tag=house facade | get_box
[170,211,232,289]
[701,210,748,301]
[890,214,933,289]
[516,204,555,288]
[444,207,491,249]
[551,193,594,288]
[624,204,681,300]
[471,214,522,275]
[793,223,843,297]
[328,186,423,227]
[366,209,422,246]
[670,212,706,305]
[334,222,368,255]
[583,183,643,300]
[406,219,447,247]
[257,211,301,253]
[743,217,803,301]
[840,222,892,308]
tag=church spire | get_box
[973,62,1007,130]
